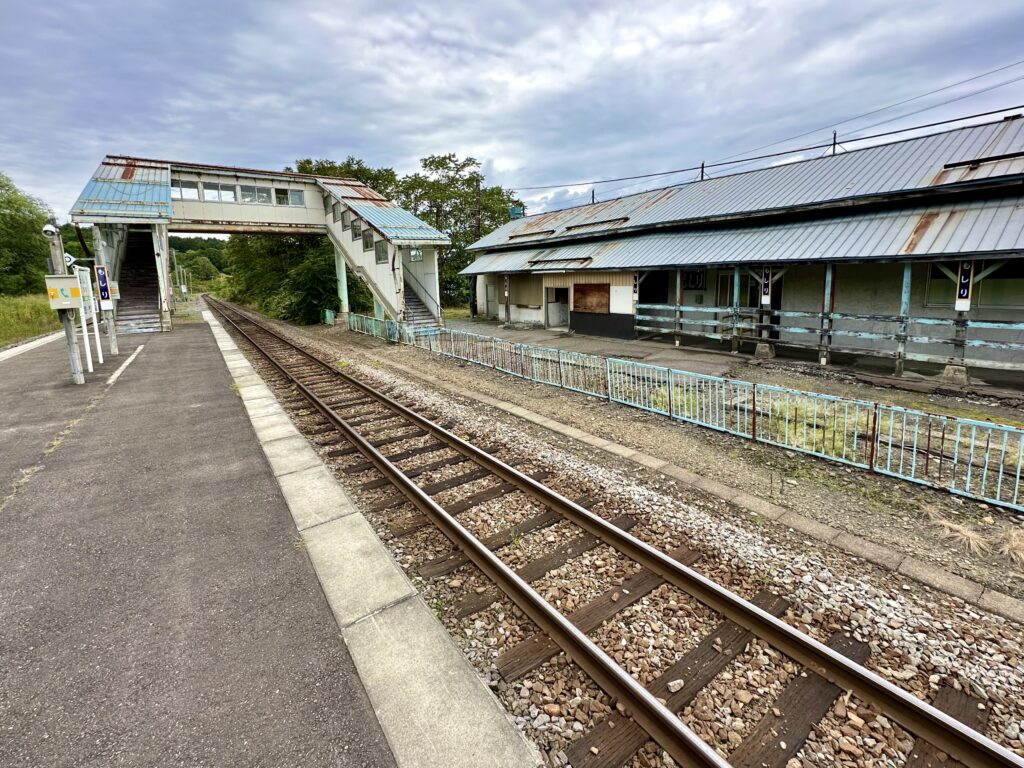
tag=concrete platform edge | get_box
[0,331,62,362]
[202,310,542,768]
[369,350,1024,626]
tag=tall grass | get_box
[0,294,61,347]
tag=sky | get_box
[2,0,1024,222]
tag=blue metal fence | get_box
[349,314,1024,513]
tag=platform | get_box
[0,324,536,767]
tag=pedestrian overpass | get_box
[70,156,448,332]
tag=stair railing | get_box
[403,268,443,325]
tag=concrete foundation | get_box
[754,341,776,359]
[941,364,970,385]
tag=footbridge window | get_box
[170,179,199,200]
[362,229,374,252]
[352,219,362,240]
[274,188,305,206]
[375,240,388,264]
[240,185,272,204]
[202,183,236,203]
[332,202,342,222]
[342,210,352,230]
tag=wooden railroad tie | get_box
[566,590,790,768]
[903,686,990,768]
[494,544,699,680]
[387,470,551,535]
[453,515,637,618]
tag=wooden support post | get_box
[894,261,912,377]
[818,263,834,366]
[731,266,740,352]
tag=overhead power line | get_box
[513,58,1024,193]
[713,57,1024,164]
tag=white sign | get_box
[109,281,120,300]
[64,252,76,267]
[76,268,95,320]
[181,283,189,294]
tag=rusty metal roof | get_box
[471,116,1024,252]
[460,196,1024,275]
[71,158,172,222]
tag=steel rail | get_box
[207,298,730,768]
[208,298,1024,768]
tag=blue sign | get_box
[95,266,110,301]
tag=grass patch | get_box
[443,305,472,321]
[0,294,61,347]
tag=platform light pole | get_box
[43,223,85,385]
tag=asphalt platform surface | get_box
[0,326,397,767]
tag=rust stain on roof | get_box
[900,211,939,254]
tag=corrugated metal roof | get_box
[460,196,1024,275]
[319,179,389,201]
[71,159,172,221]
[327,194,450,244]
[472,117,1024,251]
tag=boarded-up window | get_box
[509,275,543,306]
[574,283,610,313]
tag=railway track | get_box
[206,296,1021,768]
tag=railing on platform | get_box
[348,313,1024,513]
[636,303,1024,371]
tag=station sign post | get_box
[43,225,85,385]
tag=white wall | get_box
[403,246,441,316]
[170,172,326,231]
[325,211,403,318]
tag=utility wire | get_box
[712,57,1024,164]
[590,94,1024,203]
[514,58,1024,193]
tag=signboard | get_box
[76,267,95,320]
[109,281,120,300]
[682,270,707,291]
[95,266,114,311]
[632,271,639,298]
[45,275,83,309]
[64,252,76,268]
[955,260,974,312]
[181,283,189,294]
[760,267,772,306]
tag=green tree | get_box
[398,154,521,305]
[0,172,51,295]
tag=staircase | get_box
[116,229,163,334]
[403,283,439,327]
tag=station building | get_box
[462,117,1024,375]
[71,157,448,333]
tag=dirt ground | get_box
[286,321,1024,600]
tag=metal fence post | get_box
[751,384,758,441]
[868,404,880,473]
[557,349,564,388]
[605,358,612,400]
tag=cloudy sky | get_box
[3,0,1024,221]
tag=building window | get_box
[351,219,362,240]
[240,185,272,203]
[202,182,236,202]
[363,229,375,252]
[170,179,199,201]
[323,195,331,213]
[332,202,342,223]
[375,240,388,264]
[275,188,290,205]
[289,189,305,206]
[408,246,424,262]
[342,210,351,230]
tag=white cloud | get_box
[1,0,1023,220]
